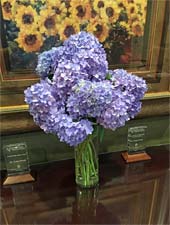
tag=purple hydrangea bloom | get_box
[36,47,64,79]
[108,69,147,118]
[64,31,105,53]
[24,79,63,131]
[56,116,93,146]
[52,60,89,99]
[108,69,147,100]
[52,32,108,100]
[97,97,130,130]
[47,112,93,146]
[67,80,113,119]
[73,49,108,81]
[62,31,108,81]
[97,69,147,129]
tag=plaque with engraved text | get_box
[3,142,34,185]
[127,126,147,154]
[3,142,30,176]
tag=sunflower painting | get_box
[69,0,91,22]
[1,0,148,71]
[38,8,59,36]
[14,5,38,30]
[16,30,43,52]
[58,17,80,40]
[87,19,109,42]
[1,0,15,20]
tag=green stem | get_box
[87,142,96,176]
[76,137,89,182]
[75,134,98,187]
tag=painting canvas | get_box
[1,0,147,74]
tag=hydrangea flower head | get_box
[67,80,114,119]
[61,31,108,81]
[36,46,64,79]
[24,79,56,128]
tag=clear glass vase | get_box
[74,135,99,188]
[72,186,99,223]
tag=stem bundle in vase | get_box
[75,135,98,187]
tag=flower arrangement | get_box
[2,0,147,70]
[25,31,147,146]
[24,31,147,187]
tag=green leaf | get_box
[106,73,112,80]
[48,73,53,81]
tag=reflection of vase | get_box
[72,186,99,224]
[72,187,121,224]
[74,134,99,188]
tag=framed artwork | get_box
[1,0,149,72]
[0,0,169,133]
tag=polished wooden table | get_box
[1,145,169,225]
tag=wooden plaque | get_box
[122,151,151,163]
[3,142,34,185]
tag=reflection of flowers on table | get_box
[1,0,147,70]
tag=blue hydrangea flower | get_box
[108,69,147,100]
[64,31,105,53]
[52,32,108,101]
[53,114,93,146]
[107,69,147,118]
[61,31,108,81]
[36,47,64,79]
[97,97,130,130]
[67,80,113,119]
[24,79,63,132]
[45,110,93,146]
[52,60,90,99]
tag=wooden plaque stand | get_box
[121,151,151,163]
[3,173,35,186]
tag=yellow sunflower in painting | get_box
[46,0,67,21]
[116,0,127,10]
[38,8,58,36]
[69,0,91,22]
[93,0,105,14]
[126,3,139,17]
[1,0,15,20]
[15,5,38,30]
[131,21,144,37]
[90,7,98,19]
[16,30,43,52]
[58,17,80,41]
[87,19,109,42]
[100,1,121,24]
